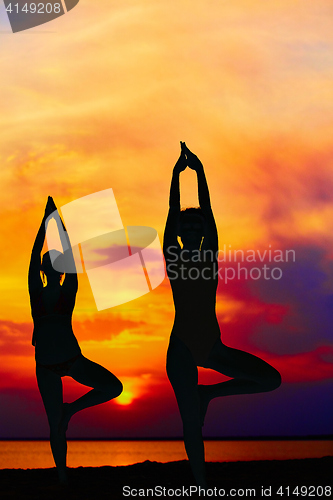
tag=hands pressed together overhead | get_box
[174,141,203,173]
[44,196,57,218]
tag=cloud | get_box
[80,330,164,351]
[0,320,32,356]
[72,314,147,341]
[214,241,333,383]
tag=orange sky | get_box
[0,0,333,437]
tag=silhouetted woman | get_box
[164,143,281,488]
[29,196,123,483]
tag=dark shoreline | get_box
[0,457,332,500]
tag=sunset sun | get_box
[115,390,135,406]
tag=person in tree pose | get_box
[29,196,123,483]
[164,143,281,487]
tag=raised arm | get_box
[51,201,78,294]
[28,197,54,296]
[183,143,218,252]
[163,147,187,256]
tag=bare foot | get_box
[198,385,210,427]
[57,466,69,485]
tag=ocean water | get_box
[0,440,332,469]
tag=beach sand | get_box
[0,457,331,499]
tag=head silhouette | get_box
[41,250,65,284]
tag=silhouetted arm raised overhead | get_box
[52,202,78,295]
[183,143,218,253]
[28,197,54,296]
[163,147,187,257]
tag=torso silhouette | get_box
[31,283,81,365]
[166,251,220,365]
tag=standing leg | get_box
[36,365,68,483]
[199,339,281,425]
[167,336,207,488]
[62,355,123,430]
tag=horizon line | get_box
[0,435,332,441]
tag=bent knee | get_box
[114,379,123,398]
[262,368,281,392]
[105,378,123,399]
